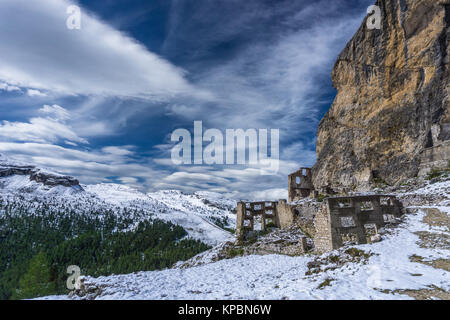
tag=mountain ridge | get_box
[0,153,81,189]
[0,152,236,246]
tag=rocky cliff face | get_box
[312,0,450,191]
[0,154,80,188]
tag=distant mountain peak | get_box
[0,152,80,189]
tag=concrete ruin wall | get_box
[313,195,403,253]
[288,168,315,202]
[236,201,278,243]
[310,203,332,252]
[418,140,450,176]
[277,200,320,237]
[276,200,293,228]
[236,164,404,253]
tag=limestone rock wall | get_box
[313,0,450,191]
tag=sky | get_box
[0,0,374,200]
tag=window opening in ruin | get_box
[360,201,374,211]
[380,197,392,206]
[253,216,262,230]
[337,199,352,208]
[341,233,358,245]
[364,223,378,236]
[340,216,356,227]
[296,176,301,184]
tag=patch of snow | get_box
[403,180,450,198]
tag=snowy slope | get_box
[0,175,83,197]
[82,186,235,245]
[37,179,450,300]
[0,154,235,246]
[39,204,449,300]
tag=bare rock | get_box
[313,0,450,191]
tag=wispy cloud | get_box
[26,89,47,98]
[165,0,367,132]
[0,105,87,144]
[39,104,71,121]
[0,142,166,187]
[0,0,205,99]
[0,82,20,92]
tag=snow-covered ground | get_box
[40,202,449,300]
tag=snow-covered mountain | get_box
[0,153,235,246]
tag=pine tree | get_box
[12,252,56,300]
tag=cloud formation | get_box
[0,105,87,144]
[165,0,366,132]
[0,0,373,199]
[0,142,165,187]
[39,104,71,121]
[0,0,202,99]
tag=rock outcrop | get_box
[0,154,80,188]
[29,171,80,187]
[313,0,450,191]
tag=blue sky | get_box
[0,0,373,199]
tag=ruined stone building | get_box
[288,168,314,202]
[235,201,278,242]
[313,195,402,253]
[235,168,403,253]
